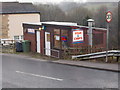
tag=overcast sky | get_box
[0,0,119,3]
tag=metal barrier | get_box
[72,50,120,60]
[44,48,60,58]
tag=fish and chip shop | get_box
[22,22,107,58]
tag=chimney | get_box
[87,19,94,47]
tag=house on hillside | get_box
[0,2,40,43]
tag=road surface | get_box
[2,54,119,88]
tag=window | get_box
[20,35,23,40]
[14,35,23,40]
[14,36,19,40]
[54,29,60,49]
[61,30,68,49]
[47,34,50,42]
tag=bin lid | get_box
[22,40,30,43]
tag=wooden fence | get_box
[62,46,105,59]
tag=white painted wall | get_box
[8,13,40,40]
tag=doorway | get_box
[45,32,51,56]
[36,31,40,53]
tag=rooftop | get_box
[23,21,107,31]
[23,21,78,27]
[0,2,40,14]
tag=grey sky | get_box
[0,0,119,3]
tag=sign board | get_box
[55,35,60,40]
[28,29,35,34]
[73,29,84,43]
[106,11,112,23]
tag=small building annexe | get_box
[23,22,107,58]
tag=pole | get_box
[118,1,120,50]
[106,23,109,62]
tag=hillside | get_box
[58,2,118,12]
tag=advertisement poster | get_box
[73,29,84,43]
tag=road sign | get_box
[106,11,112,62]
[106,11,112,23]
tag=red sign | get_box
[106,11,112,23]
[73,30,84,43]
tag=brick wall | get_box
[24,30,36,52]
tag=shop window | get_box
[61,30,68,49]
[54,29,60,49]
[54,29,60,35]
[54,29,69,49]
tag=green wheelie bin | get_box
[22,40,31,52]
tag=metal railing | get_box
[44,48,60,58]
[72,50,120,60]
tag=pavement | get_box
[52,60,119,72]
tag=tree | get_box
[109,6,118,49]
[94,5,108,28]
[83,15,91,26]
[34,4,67,22]
[66,6,93,25]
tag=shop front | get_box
[23,22,107,58]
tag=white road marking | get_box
[16,71,63,81]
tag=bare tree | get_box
[66,6,92,25]
[109,6,118,49]
[34,4,66,22]
[94,5,108,28]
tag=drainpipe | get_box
[87,19,94,47]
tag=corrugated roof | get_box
[0,2,40,14]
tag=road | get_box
[2,54,119,88]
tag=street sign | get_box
[106,11,112,62]
[106,11,112,23]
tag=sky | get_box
[0,0,119,4]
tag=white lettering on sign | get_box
[73,30,84,43]
[28,29,35,34]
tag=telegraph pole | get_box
[106,11,112,62]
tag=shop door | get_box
[45,32,51,56]
[36,31,40,53]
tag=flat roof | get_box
[23,22,42,25]
[42,21,78,26]
[23,21,78,27]
[23,21,107,31]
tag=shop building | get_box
[23,22,107,58]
